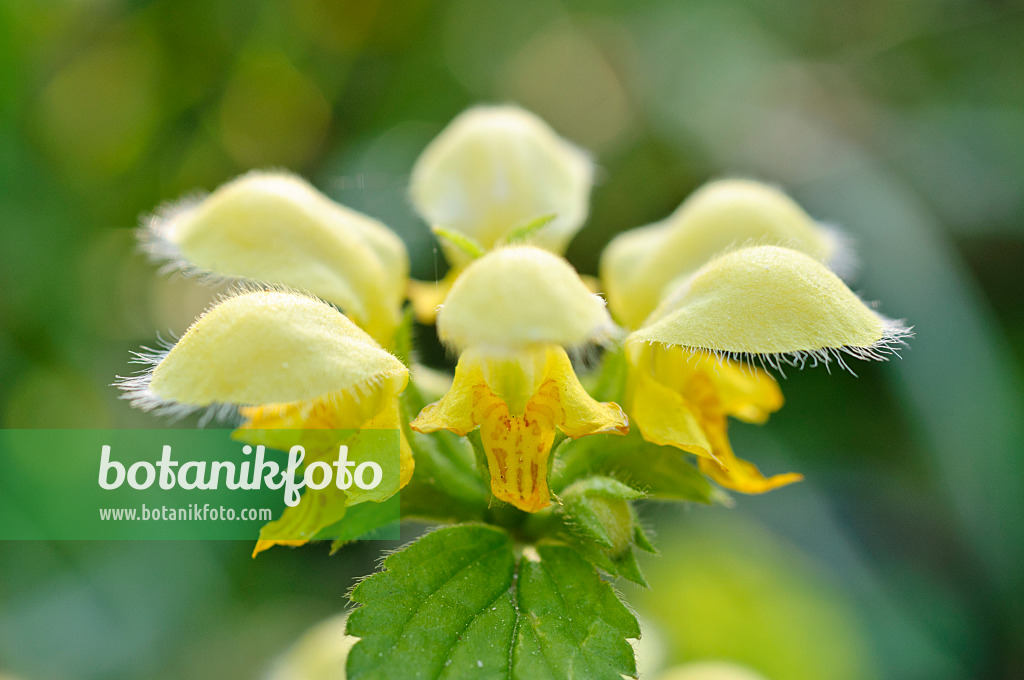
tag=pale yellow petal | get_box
[476,380,556,512]
[237,389,414,491]
[246,402,410,557]
[602,179,841,329]
[130,291,407,412]
[410,105,593,266]
[412,353,555,511]
[437,246,613,352]
[699,456,804,494]
[237,382,391,432]
[633,246,907,361]
[146,171,408,343]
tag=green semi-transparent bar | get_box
[0,429,401,541]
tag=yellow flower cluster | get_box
[122,105,909,550]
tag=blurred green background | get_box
[1,0,1023,678]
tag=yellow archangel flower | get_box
[407,105,594,322]
[625,342,798,493]
[142,171,409,346]
[410,246,628,512]
[117,290,413,555]
[624,245,911,492]
[601,179,851,330]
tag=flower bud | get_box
[410,106,593,265]
[561,477,644,557]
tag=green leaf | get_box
[633,524,657,554]
[499,213,557,245]
[561,533,649,588]
[391,307,416,367]
[322,495,401,552]
[432,226,486,259]
[586,345,628,403]
[347,525,640,680]
[514,545,640,679]
[551,431,713,504]
[347,526,515,680]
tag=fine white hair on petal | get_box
[139,193,213,278]
[115,359,393,427]
[137,169,313,286]
[114,285,399,425]
[566,332,621,372]
[644,316,913,379]
[140,199,270,291]
[818,222,860,282]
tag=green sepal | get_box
[499,212,557,246]
[562,533,649,588]
[633,523,657,554]
[432,225,486,260]
[586,344,628,403]
[322,495,401,552]
[551,430,713,504]
[465,429,491,480]
[609,545,649,588]
[557,476,652,587]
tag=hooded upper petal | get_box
[602,179,847,329]
[631,245,909,362]
[122,290,408,413]
[145,171,409,344]
[437,246,614,353]
[410,106,594,266]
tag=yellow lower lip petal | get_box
[411,345,627,512]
